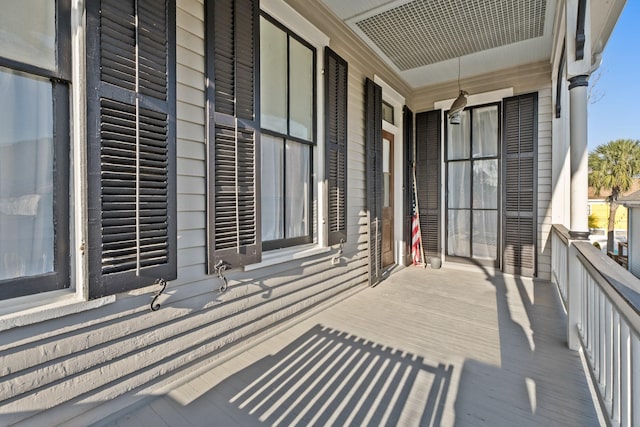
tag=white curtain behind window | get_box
[472,106,499,157]
[473,211,498,260]
[448,161,470,209]
[448,210,470,257]
[0,70,54,280]
[285,141,309,238]
[259,17,287,135]
[0,1,55,70]
[260,135,284,241]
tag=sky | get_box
[587,1,640,151]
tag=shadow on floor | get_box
[161,324,453,427]
[453,261,600,426]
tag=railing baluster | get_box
[596,288,606,384]
[621,320,630,427]
[613,310,621,424]
[583,270,588,346]
[587,277,595,363]
[632,331,640,427]
[604,297,612,409]
[593,286,601,386]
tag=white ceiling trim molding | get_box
[374,75,405,106]
[261,0,329,48]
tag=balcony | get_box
[89,261,606,426]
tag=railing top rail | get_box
[574,241,640,334]
[551,224,571,245]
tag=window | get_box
[446,104,500,263]
[382,101,394,125]
[0,0,70,299]
[207,1,341,269]
[260,14,316,250]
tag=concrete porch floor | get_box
[92,265,601,427]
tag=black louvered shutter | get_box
[415,110,441,262]
[206,0,260,270]
[86,0,176,298]
[365,78,383,285]
[502,93,537,277]
[325,47,348,246]
[403,106,414,265]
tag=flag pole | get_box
[412,161,427,267]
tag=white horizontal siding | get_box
[0,1,384,425]
[537,86,553,279]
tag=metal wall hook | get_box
[332,239,345,265]
[213,260,230,293]
[150,278,167,311]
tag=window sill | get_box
[0,290,115,332]
[244,244,330,272]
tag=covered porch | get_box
[86,265,599,427]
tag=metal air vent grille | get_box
[355,0,546,71]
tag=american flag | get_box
[411,193,422,265]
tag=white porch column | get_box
[565,0,593,351]
[566,72,591,351]
[568,74,590,240]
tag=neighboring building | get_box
[588,200,628,231]
[0,0,628,424]
[588,199,628,252]
[620,190,640,278]
[587,180,640,251]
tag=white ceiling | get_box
[321,0,557,88]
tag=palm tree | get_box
[588,139,640,252]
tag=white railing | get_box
[551,224,569,303]
[552,225,640,427]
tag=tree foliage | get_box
[589,139,640,200]
[588,139,640,250]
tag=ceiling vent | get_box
[355,0,547,71]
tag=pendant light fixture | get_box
[448,57,468,125]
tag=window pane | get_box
[260,18,287,134]
[473,210,498,260]
[383,174,390,207]
[383,138,390,173]
[382,101,394,124]
[0,69,54,280]
[285,141,310,238]
[383,138,391,207]
[448,210,470,257]
[261,134,284,241]
[447,161,470,209]
[447,110,469,160]
[0,1,55,70]
[473,159,498,209]
[472,106,499,157]
[289,38,314,140]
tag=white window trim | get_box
[244,244,331,272]
[374,76,405,266]
[0,292,115,332]
[260,1,329,48]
